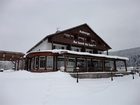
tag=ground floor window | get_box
[66,57,75,72]
[34,56,54,70]
[47,56,53,69]
[105,60,112,71]
[77,58,86,71]
[39,56,46,68]
[57,56,64,70]
[35,56,39,69]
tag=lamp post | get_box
[132,67,135,79]
[76,67,79,83]
[110,67,113,81]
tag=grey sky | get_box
[0,0,140,53]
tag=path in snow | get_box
[0,70,140,105]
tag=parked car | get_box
[0,68,4,72]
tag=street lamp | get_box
[132,67,135,79]
[110,67,113,81]
[76,67,79,83]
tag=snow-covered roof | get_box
[27,49,129,61]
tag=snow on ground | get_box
[0,70,140,105]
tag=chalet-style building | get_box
[26,24,128,72]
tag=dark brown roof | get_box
[27,23,111,52]
[0,50,25,61]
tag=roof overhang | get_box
[27,49,129,61]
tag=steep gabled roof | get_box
[27,23,111,53]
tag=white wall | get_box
[86,49,93,53]
[30,39,52,52]
[53,44,67,49]
[71,46,81,52]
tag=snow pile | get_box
[0,70,140,105]
[28,49,129,60]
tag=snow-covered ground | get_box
[0,70,140,105]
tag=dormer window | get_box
[64,33,71,38]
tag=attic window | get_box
[91,39,95,43]
[64,34,71,38]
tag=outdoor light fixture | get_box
[76,67,79,83]
[110,67,113,81]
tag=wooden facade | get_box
[26,24,128,72]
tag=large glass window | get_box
[47,56,53,69]
[57,56,64,69]
[39,56,46,68]
[77,58,86,71]
[67,58,75,72]
[35,56,39,69]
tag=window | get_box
[35,57,39,69]
[89,51,92,53]
[64,33,71,38]
[76,49,79,52]
[61,46,64,49]
[52,45,56,49]
[39,56,46,68]
[47,56,53,69]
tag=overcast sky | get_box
[0,0,140,53]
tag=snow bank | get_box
[0,70,140,105]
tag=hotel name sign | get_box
[79,30,90,36]
[73,30,96,47]
[73,40,96,47]
[64,30,96,47]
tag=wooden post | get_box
[64,55,67,72]
[17,60,19,70]
[102,60,105,72]
[37,56,39,71]
[85,58,88,72]
[75,57,77,69]
[45,56,47,71]
[33,57,35,70]
[53,56,56,71]
[107,50,109,55]
[28,58,31,70]
[113,60,117,71]
[15,61,17,70]
[124,60,127,72]
[56,56,58,71]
